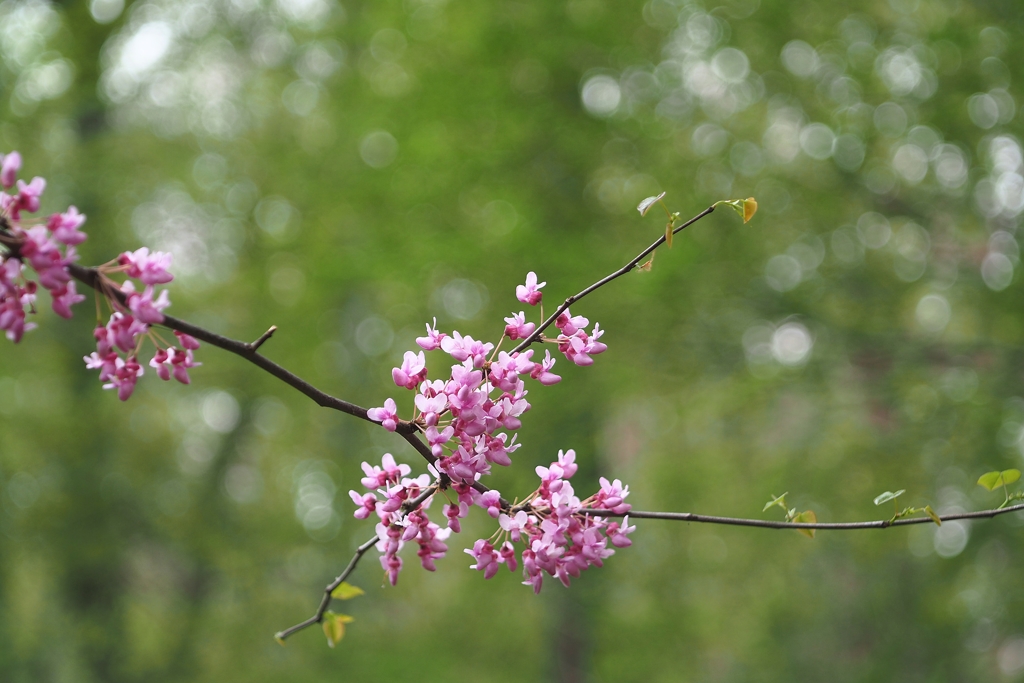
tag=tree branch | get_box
[510,204,716,354]
[274,484,439,642]
[67,262,389,427]
[580,502,1024,529]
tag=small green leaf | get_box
[924,505,942,526]
[637,192,667,217]
[873,490,905,506]
[763,492,787,512]
[713,199,742,217]
[978,471,1004,491]
[274,634,287,646]
[330,582,365,600]
[665,222,673,248]
[322,611,355,648]
[793,510,816,539]
[1001,469,1021,486]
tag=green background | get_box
[2,0,1024,680]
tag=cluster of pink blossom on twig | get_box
[0,150,200,400]
[354,273,633,592]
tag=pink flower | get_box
[50,281,85,319]
[367,398,399,431]
[9,177,45,218]
[119,247,174,285]
[123,281,170,324]
[440,331,492,368]
[85,351,119,382]
[503,311,536,340]
[392,350,427,390]
[415,318,447,350]
[150,348,172,381]
[349,490,379,520]
[529,350,561,385]
[466,539,500,579]
[168,347,200,384]
[0,151,21,188]
[47,207,87,246]
[499,510,530,542]
[477,490,502,518]
[425,425,454,457]
[103,356,144,401]
[606,518,636,548]
[516,271,545,306]
[361,453,411,489]
[414,393,447,427]
[174,331,200,350]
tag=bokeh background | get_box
[2,0,1024,680]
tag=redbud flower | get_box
[47,207,87,246]
[516,271,545,306]
[367,398,400,432]
[392,350,428,390]
[503,311,536,340]
[0,151,21,188]
[119,247,174,285]
[415,318,447,350]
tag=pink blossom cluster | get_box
[347,454,452,585]
[467,449,634,593]
[0,151,197,401]
[0,150,88,342]
[355,272,631,590]
[84,248,199,401]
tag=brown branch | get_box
[274,484,439,642]
[67,262,386,427]
[510,204,716,354]
[248,325,277,352]
[580,501,1024,529]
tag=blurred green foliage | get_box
[2,0,1024,680]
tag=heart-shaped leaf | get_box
[763,492,788,512]
[743,197,758,223]
[322,611,355,648]
[793,510,816,538]
[637,192,666,216]
[330,582,365,600]
[923,505,942,526]
[873,490,905,506]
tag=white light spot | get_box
[771,323,813,366]
[981,252,1014,291]
[857,212,891,249]
[781,40,818,78]
[360,130,398,169]
[892,144,928,183]
[765,254,802,292]
[89,0,123,24]
[581,75,621,118]
[119,21,174,76]
[202,391,240,433]
[710,47,749,84]
[998,637,1024,676]
[916,294,951,333]
[933,519,969,557]
[799,123,835,160]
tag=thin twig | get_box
[248,325,277,352]
[579,502,1024,529]
[510,204,716,354]
[274,484,439,642]
[273,534,379,642]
